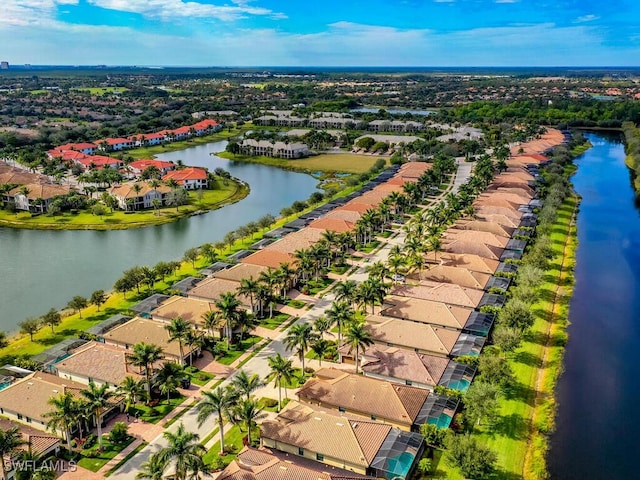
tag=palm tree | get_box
[344,321,374,374]
[311,338,331,367]
[266,353,295,412]
[196,386,238,454]
[165,317,192,366]
[136,452,167,480]
[0,426,27,479]
[237,277,259,313]
[387,253,406,282]
[117,376,146,413]
[283,323,318,372]
[231,399,266,446]
[231,370,265,400]
[155,362,188,404]
[128,342,164,402]
[365,261,390,281]
[325,300,354,346]
[313,315,333,339]
[43,392,77,452]
[201,310,222,337]
[81,382,112,450]
[333,280,358,309]
[156,423,206,480]
[215,292,241,349]
[235,310,257,340]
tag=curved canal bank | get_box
[0,141,319,332]
[548,132,640,479]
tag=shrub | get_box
[109,421,129,443]
[83,434,97,450]
[261,398,278,408]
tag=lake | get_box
[0,140,319,333]
[548,132,640,479]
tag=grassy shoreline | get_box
[0,179,249,230]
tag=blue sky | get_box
[2,0,639,66]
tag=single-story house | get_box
[151,295,217,329]
[380,295,472,330]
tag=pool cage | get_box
[450,333,486,357]
[439,361,477,392]
[129,293,170,317]
[416,394,460,429]
[369,429,425,479]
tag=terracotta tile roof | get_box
[487,185,535,198]
[242,250,297,269]
[323,209,363,223]
[454,220,515,238]
[308,218,355,233]
[473,197,523,211]
[152,295,217,327]
[0,418,59,457]
[187,277,252,308]
[418,265,490,289]
[437,253,499,274]
[473,213,521,228]
[0,372,85,423]
[0,170,46,186]
[381,295,471,329]
[220,447,374,480]
[444,229,510,248]
[442,239,504,260]
[213,263,269,282]
[129,159,175,171]
[372,183,404,193]
[477,191,532,205]
[261,402,391,468]
[296,369,430,426]
[265,229,325,254]
[109,181,171,199]
[163,167,208,182]
[473,206,523,221]
[55,341,143,385]
[8,183,70,200]
[103,317,182,358]
[346,344,449,387]
[336,203,373,214]
[365,315,460,356]
[101,137,132,145]
[393,283,485,309]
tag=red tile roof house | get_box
[0,418,60,477]
[129,131,168,147]
[96,137,134,152]
[55,142,98,155]
[162,167,208,189]
[192,119,221,135]
[76,154,124,171]
[171,125,192,140]
[128,159,176,176]
[47,148,89,162]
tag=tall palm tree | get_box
[201,310,222,337]
[325,300,354,345]
[231,370,265,400]
[0,426,27,479]
[313,315,333,339]
[136,452,167,480]
[387,253,406,282]
[155,362,187,404]
[344,321,374,374]
[128,342,164,402]
[237,277,259,313]
[266,353,295,412]
[215,292,241,349]
[165,317,192,365]
[277,262,297,295]
[81,382,112,450]
[283,323,318,372]
[311,338,331,368]
[365,261,390,281]
[196,386,238,454]
[231,399,266,445]
[156,423,206,480]
[43,392,77,452]
[117,376,146,413]
[333,280,358,309]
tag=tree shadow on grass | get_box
[489,412,530,441]
[524,330,547,346]
[513,350,544,368]
[489,468,526,480]
[503,381,537,407]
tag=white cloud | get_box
[0,0,78,27]
[87,0,283,21]
[575,14,599,23]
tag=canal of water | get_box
[0,141,319,332]
[549,132,640,479]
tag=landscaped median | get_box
[0,179,248,230]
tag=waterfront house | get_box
[162,167,208,189]
[417,265,491,290]
[109,181,171,210]
[97,137,134,152]
[392,283,485,310]
[219,446,375,480]
[4,183,70,213]
[187,277,254,311]
[261,401,425,480]
[151,295,217,330]
[380,295,472,330]
[128,159,176,176]
[295,368,447,431]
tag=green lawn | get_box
[203,425,246,468]
[128,395,187,424]
[216,335,262,366]
[72,87,129,95]
[218,151,390,174]
[77,436,135,472]
[0,180,246,230]
[185,366,215,386]
[280,368,312,389]
[260,313,291,330]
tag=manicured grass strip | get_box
[202,425,246,467]
[216,336,262,366]
[76,436,135,472]
[129,395,187,424]
[104,441,148,477]
[260,313,291,330]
